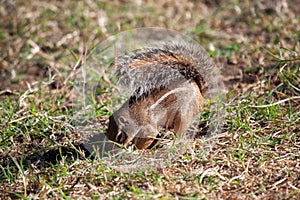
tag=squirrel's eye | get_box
[116,131,126,143]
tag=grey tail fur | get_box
[112,42,217,99]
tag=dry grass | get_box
[0,0,300,199]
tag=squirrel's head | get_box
[106,108,138,147]
[106,107,158,149]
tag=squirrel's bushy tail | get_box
[112,42,219,98]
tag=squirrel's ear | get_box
[118,116,129,126]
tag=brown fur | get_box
[106,80,203,149]
[106,42,209,149]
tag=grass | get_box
[0,0,300,199]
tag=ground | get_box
[0,0,299,199]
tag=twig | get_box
[250,96,300,108]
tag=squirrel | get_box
[105,42,217,149]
